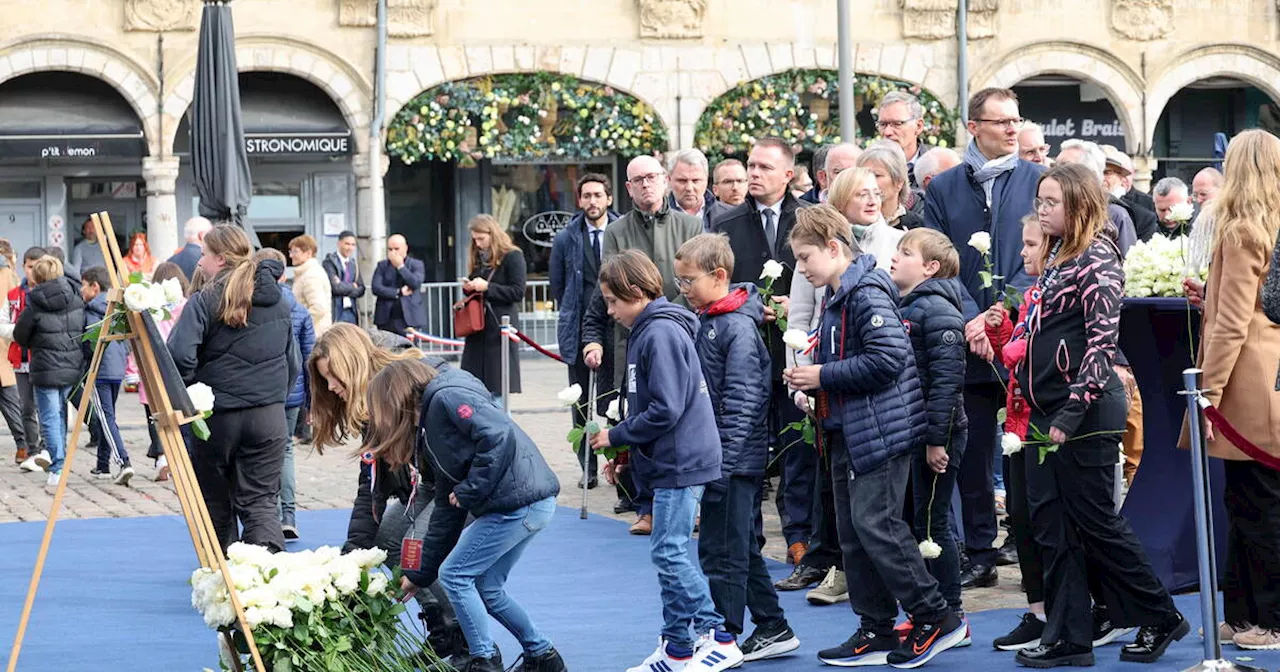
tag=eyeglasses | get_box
[628,173,664,186]
[1033,198,1061,211]
[675,273,709,290]
[875,118,917,130]
[975,118,1025,130]
[853,190,884,202]
[717,178,747,186]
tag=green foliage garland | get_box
[386,73,669,166]
[694,68,957,161]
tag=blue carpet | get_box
[2,508,1277,671]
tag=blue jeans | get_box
[438,496,556,659]
[278,406,300,521]
[34,386,71,473]
[651,485,723,648]
[911,428,968,614]
[92,381,129,471]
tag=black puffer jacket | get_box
[403,366,559,587]
[898,277,970,447]
[694,284,771,476]
[14,277,85,388]
[167,259,299,410]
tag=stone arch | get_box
[1145,44,1280,151]
[0,35,160,154]
[163,36,371,154]
[971,41,1145,153]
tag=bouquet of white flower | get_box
[192,543,438,672]
[1123,235,1205,298]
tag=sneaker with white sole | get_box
[887,612,967,668]
[690,631,744,672]
[818,628,896,667]
[741,622,800,662]
[1234,627,1280,650]
[1203,621,1255,645]
[21,450,51,472]
[114,466,135,487]
[625,639,691,672]
[955,616,972,648]
[806,567,849,605]
[45,471,61,487]
[1092,607,1135,647]
[89,467,112,480]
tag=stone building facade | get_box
[1,0,1278,261]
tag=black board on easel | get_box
[139,310,197,418]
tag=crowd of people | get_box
[2,84,1279,672]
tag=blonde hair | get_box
[827,167,880,217]
[202,226,258,328]
[899,228,960,278]
[789,204,860,256]
[30,255,63,284]
[675,233,735,277]
[467,214,518,274]
[1212,129,1280,256]
[308,323,421,453]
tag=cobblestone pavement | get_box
[0,359,1024,612]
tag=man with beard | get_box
[712,158,749,206]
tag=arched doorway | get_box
[1149,76,1278,182]
[1013,75,1129,155]
[0,71,149,256]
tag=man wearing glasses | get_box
[876,91,931,189]
[924,88,1044,595]
[712,158,749,207]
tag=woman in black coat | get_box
[460,214,526,398]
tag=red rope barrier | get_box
[1202,404,1280,472]
[506,327,565,363]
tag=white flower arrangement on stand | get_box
[1123,235,1206,298]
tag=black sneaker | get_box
[960,563,998,589]
[818,628,897,667]
[993,612,1044,651]
[521,647,567,672]
[888,612,967,668]
[1120,613,1189,663]
[741,622,801,662]
[1091,606,1135,647]
[1014,641,1095,668]
[775,563,826,591]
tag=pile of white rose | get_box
[1123,203,1203,298]
[123,276,185,321]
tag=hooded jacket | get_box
[167,258,299,410]
[816,255,925,474]
[14,276,86,388]
[83,293,127,382]
[403,365,559,588]
[898,277,970,447]
[610,298,722,489]
[279,285,316,410]
[695,284,772,476]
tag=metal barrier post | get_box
[581,371,595,520]
[500,316,511,416]
[1180,368,1263,672]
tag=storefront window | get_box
[249,181,303,219]
[487,160,614,279]
[0,181,40,199]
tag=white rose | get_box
[367,573,390,597]
[344,547,388,571]
[1169,202,1195,223]
[605,398,621,422]
[783,328,811,351]
[760,259,785,281]
[123,283,155,313]
[161,277,185,304]
[187,383,216,414]
[967,231,992,256]
[1001,432,1023,456]
[918,539,942,560]
[557,383,582,407]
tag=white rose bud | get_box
[606,398,621,422]
[760,259,785,281]
[1002,432,1023,456]
[557,383,582,407]
[967,231,992,256]
[782,328,811,351]
[918,539,942,560]
[187,382,216,414]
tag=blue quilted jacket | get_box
[816,255,926,474]
[898,277,970,447]
[279,285,315,410]
[695,284,771,477]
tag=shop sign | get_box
[245,133,352,156]
[0,135,146,160]
[522,211,574,248]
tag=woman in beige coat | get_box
[1179,129,1280,649]
[287,234,332,334]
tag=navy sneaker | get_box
[818,628,896,667]
[887,612,967,668]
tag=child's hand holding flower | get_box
[783,365,822,390]
[589,428,612,450]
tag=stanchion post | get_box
[500,316,511,416]
[582,371,595,520]
[1180,368,1264,672]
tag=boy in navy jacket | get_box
[675,234,799,662]
[589,250,744,672]
[80,266,133,486]
[889,228,970,627]
[783,205,965,668]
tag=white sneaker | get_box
[45,471,61,487]
[626,638,690,672]
[21,450,51,472]
[114,466,135,487]
[690,631,744,672]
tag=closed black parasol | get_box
[191,0,252,229]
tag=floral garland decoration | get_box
[386,73,669,167]
[694,68,958,161]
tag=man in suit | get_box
[371,234,425,336]
[322,230,365,325]
[667,148,730,232]
[167,217,212,281]
[713,136,815,566]
[550,173,618,491]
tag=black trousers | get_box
[1223,459,1280,629]
[699,475,787,635]
[1005,448,1043,604]
[1026,388,1176,647]
[772,383,815,547]
[959,382,1001,566]
[192,403,288,553]
[800,443,843,572]
[0,383,26,452]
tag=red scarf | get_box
[700,287,748,316]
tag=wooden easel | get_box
[5,212,266,672]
